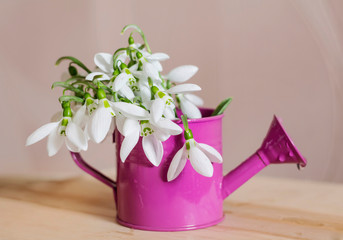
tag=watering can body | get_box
[71,108,306,231]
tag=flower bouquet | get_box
[26,24,231,181]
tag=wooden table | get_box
[0,172,342,240]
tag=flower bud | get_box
[68,65,78,76]
[128,36,134,45]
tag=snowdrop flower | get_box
[168,84,202,119]
[73,93,98,132]
[85,53,116,81]
[110,63,135,101]
[112,102,182,166]
[164,65,203,118]
[150,86,176,123]
[87,89,115,143]
[167,115,222,181]
[136,51,169,82]
[26,103,88,156]
[150,83,201,123]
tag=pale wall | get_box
[0,0,342,182]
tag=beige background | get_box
[0,0,342,182]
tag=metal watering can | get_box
[71,108,307,231]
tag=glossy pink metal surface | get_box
[70,109,307,231]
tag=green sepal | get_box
[121,24,151,53]
[55,56,91,74]
[59,95,84,104]
[211,98,232,116]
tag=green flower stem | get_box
[121,24,151,53]
[97,81,114,95]
[71,80,97,90]
[65,76,86,84]
[211,98,232,116]
[181,114,193,140]
[59,95,84,104]
[52,82,85,96]
[112,47,128,69]
[55,56,91,74]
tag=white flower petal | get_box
[65,138,81,152]
[115,113,126,135]
[167,145,187,181]
[179,95,202,119]
[139,84,152,104]
[152,61,163,72]
[73,104,87,127]
[120,127,140,163]
[151,98,165,123]
[85,72,110,81]
[66,121,88,151]
[163,107,176,120]
[154,118,183,136]
[143,61,160,80]
[189,146,214,177]
[26,122,59,146]
[88,106,113,143]
[47,127,64,156]
[94,53,113,73]
[166,65,198,83]
[153,129,170,142]
[128,63,139,72]
[198,143,223,163]
[166,84,201,94]
[142,135,163,166]
[184,93,204,106]
[112,102,150,120]
[119,85,135,101]
[146,53,169,61]
[113,73,129,91]
[116,52,128,66]
[122,118,140,137]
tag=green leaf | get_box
[59,95,84,104]
[55,56,91,73]
[121,24,151,53]
[211,98,232,116]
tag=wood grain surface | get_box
[0,172,342,240]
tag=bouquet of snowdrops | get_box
[26,25,231,181]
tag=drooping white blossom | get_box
[26,117,88,156]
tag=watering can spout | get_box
[221,115,307,199]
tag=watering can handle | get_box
[70,152,117,190]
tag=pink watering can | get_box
[71,108,307,231]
